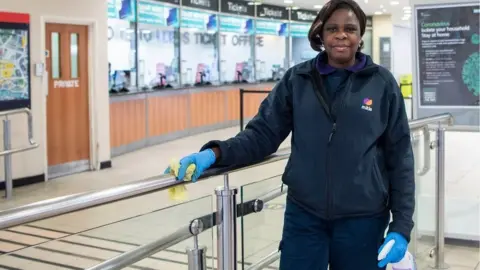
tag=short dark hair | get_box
[308,0,367,52]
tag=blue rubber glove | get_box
[164,149,216,182]
[378,232,408,268]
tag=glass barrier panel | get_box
[413,129,480,269]
[0,195,214,270]
[240,175,285,269]
[442,130,480,269]
[218,15,255,84]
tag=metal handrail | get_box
[408,113,453,130]
[87,224,193,270]
[0,108,38,157]
[0,147,291,230]
[246,250,281,270]
[408,113,453,177]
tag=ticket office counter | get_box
[109,83,274,157]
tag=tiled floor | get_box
[0,127,478,269]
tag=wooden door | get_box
[45,23,90,178]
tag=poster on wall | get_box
[219,15,254,34]
[415,3,480,107]
[108,0,136,21]
[256,20,288,36]
[0,12,31,111]
[138,0,179,27]
[181,9,217,31]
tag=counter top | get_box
[109,82,276,102]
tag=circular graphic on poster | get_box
[462,52,479,96]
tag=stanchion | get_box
[432,127,448,269]
[240,89,244,132]
[3,116,12,199]
[215,174,238,270]
[238,89,271,132]
[187,219,207,270]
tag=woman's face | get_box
[322,8,361,66]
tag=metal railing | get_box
[0,113,453,270]
[0,147,290,230]
[0,108,39,199]
[86,182,288,270]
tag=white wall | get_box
[0,0,110,181]
[392,25,413,80]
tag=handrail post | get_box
[215,174,238,270]
[187,219,207,270]
[3,116,12,199]
[433,126,448,269]
[240,89,244,132]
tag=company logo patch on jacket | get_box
[361,98,373,111]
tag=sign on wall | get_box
[366,16,373,27]
[181,0,219,12]
[108,0,136,21]
[181,9,218,31]
[290,23,310,37]
[379,37,391,71]
[220,0,254,17]
[256,4,289,21]
[256,19,288,36]
[415,3,479,108]
[291,9,317,22]
[138,0,179,27]
[219,15,254,34]
[0,11,31,111]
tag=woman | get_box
[166,0,414,269]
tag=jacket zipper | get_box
[326,77,355,219]
[309,72,355,219]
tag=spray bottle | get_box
[377,240,417,270]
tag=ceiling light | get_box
[313,4,323,9]
[380,5,384,8]
[284,0,294,4]
[382,8,387,12]
[374,11,383,15]
[403,6,411,10]
[404,9,412,14]
[390,1,399,5]
[364,0,368,3]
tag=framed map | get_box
[0,12,31,111]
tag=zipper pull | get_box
[328,123,337,143]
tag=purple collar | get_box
[316,52,367,75]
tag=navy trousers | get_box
[279,197,389,270]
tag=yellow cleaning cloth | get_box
[167,159,196,201]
